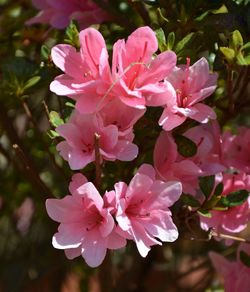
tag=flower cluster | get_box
[45,25,250,269]
[46,167,182,267]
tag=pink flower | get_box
[154,123,225,195]
[98,98,145,137]
[209,243,250,292]
[111,26,177,109]
[200,172,250,234]
[159,57,217,131]
[56,110,138,170]
[46,174,126,267]
[50,26,176,113]
[113,164,182,257]
[27,0,109,29]
[50,27,112,114]
[222,127,250,174]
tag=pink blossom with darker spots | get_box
[159,57,217,131]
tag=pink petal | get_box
[145,210,179,242]
[52,222,85,249]
[138,51,177,85]
[79,28,108,75]
[188,57,210,91]
[106,228,127,250]
[131,221,160,257]
[51,45,83,79]
[125,26,158,65]
[99,211,114,238]
[64,247,82,260]
[81,234,107,267]
[113,140,138,161]
[190,103,216,123]
[69,173,88,195]
[137,164,156,180]
[159,107,186,131]
[144,81,176,106]
[126,173,153,201]
[46,196,83,223]
[76,182,103,210]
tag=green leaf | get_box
[214,182,224,196]
[65,101,75,108]
[23,76,41,90]
[220,47,235,62]
[65,21,80,48]
[198,209,212,218]
[241,42,250,51]
[182,194,201,207]
[49,111,64,128]
[48,130,60,139]
[167,32,175,50]
[232,30,243,49]
[199,175,215,198]
[237,53,250,65]
[174,134,197,157]
[175,33,195,53]
[240,251,250,268]
[236,52,248,65]
[218,190,249,207]
[155,28,167,52]
[41,45,50,61]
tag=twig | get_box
[20,99,68,180]
[13,144,51,199]
[0,103,52,199]
[42,100,50,122]
[211,230,250,243]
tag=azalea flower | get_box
[209,243,250,292]
[56,110,138,170]
[27,0,109,29]
[111,26,177,109]
[98,98,145,137]
[159,57,217,131]
[114,164,182,257]
[154,123,225,195]
[46,174,126,268]
[50,26,177,113]
[50,27,112,114]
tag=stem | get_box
[227,65,234,114]
[20,99,68,180]
[211,231,250,243]
[94,133,101,190]
[13,144,51,199]
[42,100,51,122]
[0,103,52,199]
